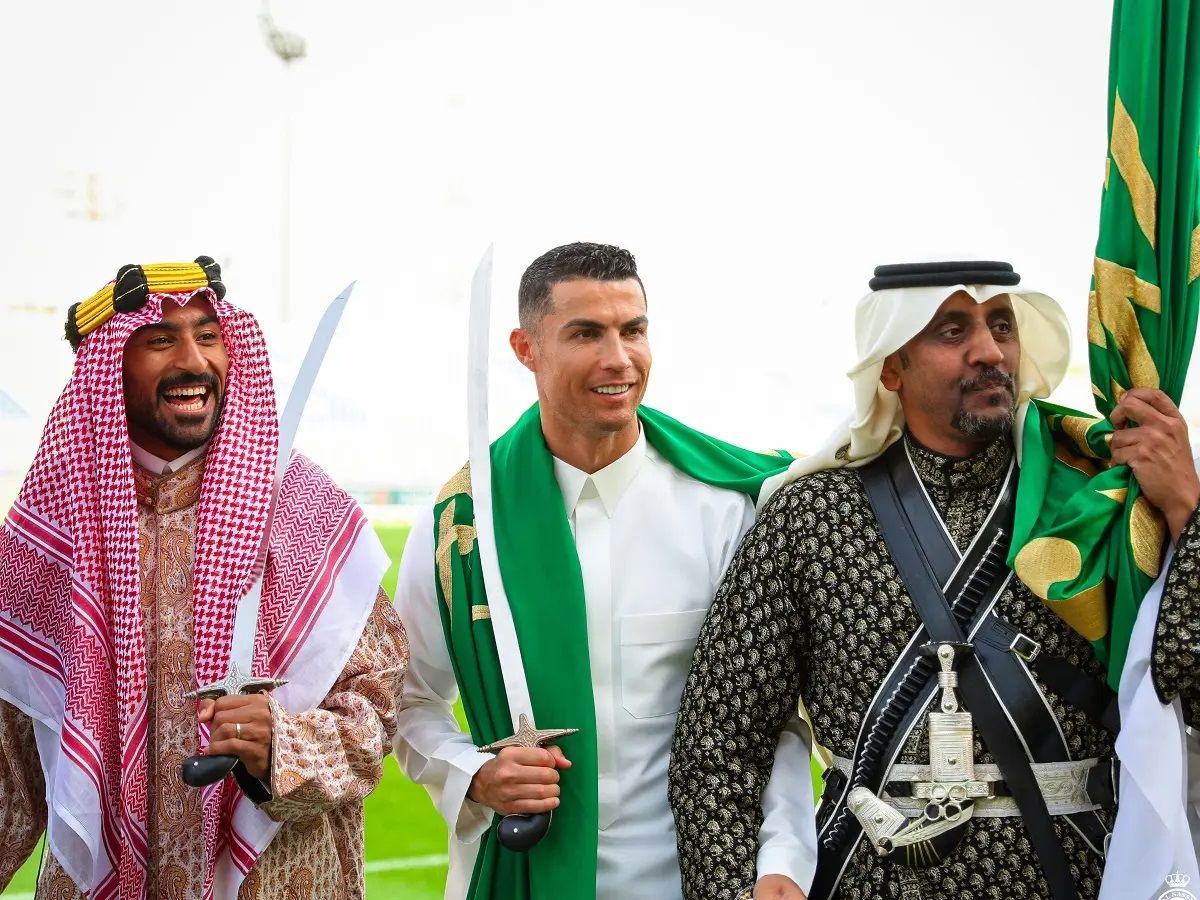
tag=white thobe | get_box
[394,431,817,900]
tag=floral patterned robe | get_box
[0,457,408,899]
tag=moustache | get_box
[157,372,220,397]
[959,368,1014,394]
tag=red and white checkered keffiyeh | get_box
[0,289,384,899]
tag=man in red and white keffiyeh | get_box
[0,259,408,900]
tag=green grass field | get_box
[1,523,454,899]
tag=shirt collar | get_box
[553,428,647,519]
[902,430,1013,494]
[129,440,208,475]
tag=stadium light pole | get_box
[259,1,307,322]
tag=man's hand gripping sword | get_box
[180,283,355,789]
[477,714,580,850]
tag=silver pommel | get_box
[936,643,960,713]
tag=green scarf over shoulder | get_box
[431,404,792,900]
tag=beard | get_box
[127,372,224,452]
[951,366,1016,442]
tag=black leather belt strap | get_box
[1087,759,1120,808]
[977,616,1120,737]
[974,617,1116,856]
[1035,655,1121,735]
[974,619,1077,761]
[857,445,1080,900]
[808,444,1020,900]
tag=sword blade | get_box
[466,247,535,728]
[224,282,356,674]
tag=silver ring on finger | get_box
[235,722,242,741]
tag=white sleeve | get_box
[392,503,495,843]
[756,713,818,893]
[718,495,758,576]
[1187,726,1200,859]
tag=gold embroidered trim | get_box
[1190,224,1200,283]
[1058,413,1107,459]
[437,462,472,504]
[1092,258,1161,316]
[1111,92,1158,248]
[1016,536,1082,599]
[1013,537,1109,641]
[1130,495,1166,578]
[1110,378,1127,405]
[456,524,477,555]
[435,501,478,614]
[1055,583,1109,642]
[471,605,492,621]
[1096,490,1162,578]
[1054,441,1100,478]
[435,500,458,610]
[1089,258,1161,390]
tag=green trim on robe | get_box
[431,404,793,900]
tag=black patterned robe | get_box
[669,432,1200,900]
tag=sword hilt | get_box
[179,677,287,788]
[478,715,579,852]
[183,676,288,701]
[181,753,239,787]
[497,811,553,851]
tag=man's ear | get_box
[509,328,536,373]
[880,352,903,393]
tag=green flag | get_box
[431,404,793,900]
[1011,0,1200,687]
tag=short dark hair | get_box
[517,242,645,330]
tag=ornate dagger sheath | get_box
[849,642,988,867]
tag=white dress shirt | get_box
[394,431,817,900]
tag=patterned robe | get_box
[669,433,1200,900]
[0,456,408,899]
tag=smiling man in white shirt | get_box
[393,242,817,900]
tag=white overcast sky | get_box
[1,0,1149,493]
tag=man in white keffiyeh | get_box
[0,259,408,899]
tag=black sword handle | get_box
[497,811,553,851]
[179,680,286,788]
[180,753,238,787]
[480,719,578,851]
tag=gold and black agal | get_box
[849,642,984,866]
[65,256,226,351]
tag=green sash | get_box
[1010,0,1200,688]
[431,404,792,900]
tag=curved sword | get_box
[181,281,356,788]
[466,247,577,850]
[467,247,534,726]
